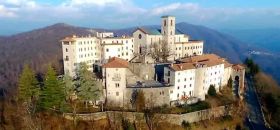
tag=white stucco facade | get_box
[61,34,134,77]
[103,67,127,107]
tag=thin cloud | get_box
[150,3,199,16]
[0,5,17,17]
[0,0,280,34]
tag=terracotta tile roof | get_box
[232,64,245,70]
[102,57,129,68]
[169,63,196,71]
[170,54,232,71]
[224,62,232,68]
[61,35,77,42]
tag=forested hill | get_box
[0,23,92,91]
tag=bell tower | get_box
[161,15,176,59]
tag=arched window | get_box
[65,56,69,61]
[138,34,142,39]
[164,20,167,26]
[171,20,173,26]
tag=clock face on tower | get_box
[138,34,142,39]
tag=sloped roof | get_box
[102,57,129,68]
[232,64,245,70]
[175,29,184,35]
[137,27,161,35]
[61,35,77,42]
[169,63,196,71]
[136,27,184,35]
[170,54,232,71]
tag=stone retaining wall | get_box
[63,105,231,125]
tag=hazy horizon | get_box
[1,0,280,35]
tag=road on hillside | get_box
[244,76,268,130]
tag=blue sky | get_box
[1,0,280,35]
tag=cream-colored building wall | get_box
[194,67,206,100]
[174,34,189,43]
[172,69,196,101]
[62,41,77,77]
[102,45,121,60]
[101,37,134,61]
[75,37,101,69]
[103,68,127,107]
[222,67,232,87]
[202,64,224,94]
[132,30,147,54]
[164,67,196,101]
[96,32,114,38]
[164,67,175,85]
[174,41,204,59]
[63,37,102,77]
[147,35,163,47]
[161,16,176,56]
[163,63,225,101]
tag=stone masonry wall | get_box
[63,105,231,125]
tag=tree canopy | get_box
[208,85,217,96]
[18,64,39,103]
[39,65,64,110]
[227,76,233,88]
[75,63,100,107]
[244,58,260,75]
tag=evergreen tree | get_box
[208,85,217,96]
[227,76,233,88]
[64,72,75,100]
[18,64,39,103]
[39,65,64,110]
[76,63,100,108]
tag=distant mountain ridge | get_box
[222,28,280,84]
[222,28,280,53]
[0,22,277,91]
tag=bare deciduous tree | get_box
[149,40,171,63]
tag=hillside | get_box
[0,22,267,92]
[0,23,92,91]
[222,28,280,83]
[223,28,280,53]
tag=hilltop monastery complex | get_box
[61,16,245,107]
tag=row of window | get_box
[175,52,201,58]
[170,90,194,98]
[106,48,133,53]
[177,71,194,75]
[102,39,133,44]
[79,53,98,58]
[176,46,203,51]
[177,77,193,83]
[78,47,99,52]
[176,91,193,98]
[177,84,192,89]
[78,40,98,45]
